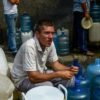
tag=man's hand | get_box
[85,13,90,20]
[70,65,79,75]
[58,70,74,80]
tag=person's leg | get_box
[72,11,78,49]
[4,14,18,53]
[17,78,53,93]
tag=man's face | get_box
[36,26,55,49]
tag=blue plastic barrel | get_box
[58,32,69,55]
[20,12,31,32]
[68,59,86,74]
[53,33,58,52]
[93,87,100,100]
[86,58,100,81]
[67,80,90,100]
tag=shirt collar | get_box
[34,35,49,52]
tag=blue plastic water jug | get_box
[58,32,69,55]
[86,58,100,81]
[68,59,86,74]
[91,75,100,99]
[89,0,100,22]
[93,87,100,100]
[72,59,91,90]
[20,12,31,32]
[67,80,90,100]
[15,28,22,49]
[53,33,58,53]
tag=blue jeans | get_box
[5,14,18,53]
[72,11,88,53]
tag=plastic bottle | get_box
[86,58,100,81]
[67,80,90,100]
[53,33,58,52]
[58,32,69,55]
[68,59,86,74]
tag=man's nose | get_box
[49,33,54,38]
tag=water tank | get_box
[15,28,22,49]
[68,59,86,74]
[89,0,100,22]
[20,12,31,32]
[89,22,100,42]
[67,80,90,100]
[91,75,100,99]
[86,58,100,81]
[58,32,69,55]
[53,33,58,52]
[93,87,100,100]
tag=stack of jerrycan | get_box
[69,59,91,90]
[0,28,3,44]
[58,31,69,55]
[67,80,90,100]
[86,58,100,81]
[68,59,86,74]
[20,12,33,43]
[0,48,15,100]
[91,75,100,99]
[53,33,58,53]
[15,27,22,49]
[89,0,100,42]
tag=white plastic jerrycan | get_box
[22,84,67,100]
[0,48,10,77]
[0,74,15,100]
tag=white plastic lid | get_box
[81,17,93,29]
[26,86,64,100]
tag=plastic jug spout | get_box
[95,58,100,64]
[74,80,81,92]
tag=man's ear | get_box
[35,31,40,39]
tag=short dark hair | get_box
[35,19,54,33]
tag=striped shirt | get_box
[12,36,58,88]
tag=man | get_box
[72,0,94,55]
[3,0,20,56]
[12,19,78,93]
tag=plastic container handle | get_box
[58,84,67,100]
[22,92,28,100]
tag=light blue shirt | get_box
[73,0,90,12]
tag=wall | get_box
[0,0,100,43]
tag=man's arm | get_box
[27,70,74,83]
[50,61,79,75]
[81,2,90,19]
[8,0,20,5]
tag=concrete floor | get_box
[0,42,100,68]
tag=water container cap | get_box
[75,80,81,85]
[95,58,100,64]
[61,31,65,36]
